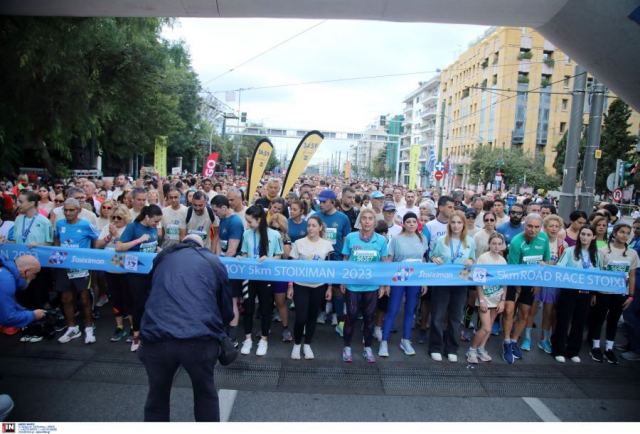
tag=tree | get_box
[371,147,388,179]
[469,144,560,191]
[553,132,586,178]
[595,99,638,194]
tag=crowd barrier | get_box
[0,244,628,294]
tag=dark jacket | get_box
[0,258,34,328]
[140,240,233,343]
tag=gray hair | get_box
[64,198,81,209]
[524,212,543,225]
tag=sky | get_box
[162,18,489,165]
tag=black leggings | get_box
[292,283,326,344]
[129,273,151,332]
[588,293,625,342]
[242,280,273,337]
[105,273,132,318]
[552,289,590,358]
[344,289,378,347]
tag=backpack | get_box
[186,205,215,225]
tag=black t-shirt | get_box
[341,206,359,232]
[255,197,289,218]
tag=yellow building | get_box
[439,26,640,188]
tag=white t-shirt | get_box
[187,210,216,249]
[476,252,506,307]
[53,206,98,227]
[473,229,492,258]
[0,220,15,240]
[290,237,334,287]
[203,190,217,202]
[396,205,420,221]
[98,225,126,250]
[162,205,188,246]
[425,218,448,252]
[96,217,110,231]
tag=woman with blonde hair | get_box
[97,199,117,231]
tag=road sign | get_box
[434,170,444,181]
[613,188,623,202]
[595,149,602,159]
[435,161,444,172]
[606,172,616,192]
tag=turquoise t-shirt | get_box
[9,214,53,245]
[241,227,284,258]
[431,235,476,264]
[342,232,388,292]
[557,246,602,270]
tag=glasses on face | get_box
[169,196,180,200]
[54,185,63,190]
[484,218,495,222]
[55,199,64,203]
[509,211,523,216]
[102,206,112,210]
[63,208,77,213]
[112,215,123,221]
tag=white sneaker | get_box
[430,352,443,362]
[570,356,581,363]
[256,339,268,356]
[291,344,301,360]
[331,313,338,326]
[477,348,493,362]
[447,353,458,363]
[240,338,253,355]
[400,339,416,356]
[58,326,81,344]
[378,340,389,357]
[84,326,96,344]
[303,344,314,360]
[374,326,383,342]
[466,349,479,364]
[555,355,566,363]
[316,312,327,324]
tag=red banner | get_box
[202,152,220,177]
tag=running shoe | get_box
[240,338,253,355]
[570,356,581,363]
[555,355,566,363]
[502,342,515,364]
[282,328,293,342]
[256,339,268,356]
[400,339,416,356]
[538,339,552,354]
[430,352,443,362]
[342,346,353,363]
[477,347,492,362]
[604,350,618,365]
[589,347,604,363]
[291,344,301,360]
[58,326,81,344]
[316,312,327,324]
[378,340,389,357]
[511,342,523,360]
[520,337,532,351]
[19,334,33,343]
[466,349,479,364]
[110,328,127,342]
[84,326,96,344]
[335,322,344,337]
[27,335,43,343]
[303,344,314,360]
[331,313,338,326]
[95,294,109,307]
[130,336,141,352]
[272,312,281,323]
[417,329,428,344]
[362,347,376,363]
[621,351,640,361]
[373,326,382,342]
[447,353,458,363]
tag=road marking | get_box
[219,389,238,422]
[522,397,561,422]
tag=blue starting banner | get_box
[0,244,627,294]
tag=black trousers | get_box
[128,273,150,332]
[552,289,590,358]
[292,283,326,344]
[105,273,132,317]
[139,339,220,422]
[587,293,625,342]
[242,280,273,337]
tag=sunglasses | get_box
[484,218,495,222]
[102,206,112,210]
[54,186,63,189]
[112,215,123,221]
[55,199,64,203]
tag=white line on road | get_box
[522,397,561,422]
[219,389,238,422]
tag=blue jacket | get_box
[141,241,234,343]
[0,259,34,328]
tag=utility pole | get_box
[558,65,587,223]
[578,79,606,214]
[436,100,446,192]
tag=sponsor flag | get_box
[427,146,436,174]
[247,138,274,204]
[154,136,168,177]
[280,130,324,197]
[344,160,352,179]
[202,152,220,178]
[408,144,420,189]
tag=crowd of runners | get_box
[1,172,639,365]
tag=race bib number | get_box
[523,255,543,265]
[189,227,208,241]
[139,241,157,253]
[220,239,229,252]
[325,227,338,245]
[165,223,180,240]
[483,285,502,296]
[607,261,630,274]
[352,249,378,263]
[67,268,89,279]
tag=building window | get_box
[518,48,533,61]
[492,74,498,85]
[561,98,569,111]
[493,51,499,65]
[563,75,571,87]
[536,87,551,146]
[560,122,567,133]
[543,50,555,67]
[512,81,529,145]
[517,72,529,85]
[541,73,552,88]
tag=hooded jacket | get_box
[0,258,34,327]
[140,240,233,343]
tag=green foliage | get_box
[595,100,638,194]
[553,132,586,178]
[371,147,389,179]
[469,144,560,191]
[0,17,203,176]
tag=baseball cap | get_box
[318,189,337,202]
[383,201,396,212]
[371,191,384,199]
[465,209,477,219]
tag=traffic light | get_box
[379,115,386,127]
[618,160,637,187]
[240,112,247,123]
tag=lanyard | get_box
[253,231,260,258]
[580,250,591,269]
[449,239,462,264]
[21,216,36,243]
